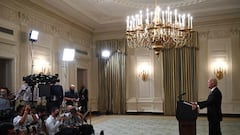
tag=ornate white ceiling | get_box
[30,0,240,33]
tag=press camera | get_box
[23,73,60,86]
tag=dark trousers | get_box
[80,101,88,113]
[209,121,222,135]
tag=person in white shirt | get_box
[45,107,64,135]
[13,104,38,134]
[15,83,39,105]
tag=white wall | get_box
[0,0,97,111]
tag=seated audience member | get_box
[0,122,19,135]
[3,87,16,107]
[59,108,85,135]
[64,108,84,127]
[0,87,15,123]
[45,107,64,135]
[0,87,10,110]
[13,104,38,134]
[61,105,73,117]
[35,106,48,134]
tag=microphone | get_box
[178,92,186,97]
[178,92,186,101]
[181,92,186,96]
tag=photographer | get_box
[13,104,38,134]
[45,107,65,135]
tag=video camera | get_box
[23,73,60,86]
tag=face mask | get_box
[0,91,7,98]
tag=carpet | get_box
[91,115,240,135]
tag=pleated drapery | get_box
[162,32,198,115]
[96,39,126,114]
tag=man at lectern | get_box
[192,77,222,135]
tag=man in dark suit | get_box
[79,84,88,113]
[192,78,222,135]
[51,82,64,108]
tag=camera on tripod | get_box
[23,73,60,86]
[26,123,37,134]
[16,122,38,134]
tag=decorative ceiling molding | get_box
[29,0,240,33]
[111,0,207,8]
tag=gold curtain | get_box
[162,32,198,115]
[96,39,126,114]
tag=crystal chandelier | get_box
[126,3,193,55]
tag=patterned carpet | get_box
[90,115,240,135]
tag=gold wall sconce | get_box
[34,58,50,74]
[213,60,227,80]
[139,70,149,81]
[138,63,151,81]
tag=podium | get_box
[176,101,198,135]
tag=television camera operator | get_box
[46,77,64,114]
[16,74,61,106]
[15,74,40,106]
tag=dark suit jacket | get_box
[51,84,64,106]
[198,87,222,122]
[79,87,88,103]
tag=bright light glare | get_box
[29,30,39,41]
[62,48,75,61]
[102,50,110,58]
[138,63,150,74]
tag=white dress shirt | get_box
[45,115,62,135]
[13,115,34,130]
[15,83,39,102]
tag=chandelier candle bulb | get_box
[174,10,177,25]
[178,14,181,27]
[190,16,193,29]
[126,16,129,30]
[170,11,172,25]
[187,14,190,29]
[150,11,153,24]
[167,7,170,23]
[162,11,165,25]
[140,10,143,25]
[146,8,149,24]
[182,14,185,29]
[159,8,161,23]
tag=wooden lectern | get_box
[176,101,198,135]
